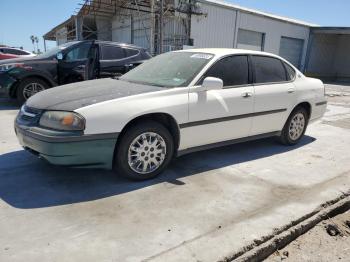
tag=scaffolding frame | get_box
[43,0,204,54]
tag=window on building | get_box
[100,45,125,60]
[202,55,249,87]
[252,56,287,83]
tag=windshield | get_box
[120,51,214,87]
[36,41,80,59]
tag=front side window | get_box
[202,55,249,87]
[100,45,125,60]
[65,42,92,61]
[120,52,214,87]
[252,56,287,84]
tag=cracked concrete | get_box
[0,84,350,262]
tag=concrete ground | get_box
[0,84,350,262]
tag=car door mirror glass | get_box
[56,52,63,60]
[201,77,223,91]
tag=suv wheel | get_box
[114,121,174,180]
[279,106,309,145]
[16,77,48,104]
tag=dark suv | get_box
[0,40,151,103]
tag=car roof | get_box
[178,48,281,58]
[94,40,145,50]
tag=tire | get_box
[16,77,49,104]
[114,120,174,180]
[279,106,309,145]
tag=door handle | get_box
[287,88,295,93]
[242,92,253,98]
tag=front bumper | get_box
[0,72,17,96]
[15,123,119,169]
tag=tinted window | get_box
[284,62,296,81]
[65,42,91,61]
[253,56,287,83]
[101,45,125,60]
[203,55,249,87]
[124,48,139,57]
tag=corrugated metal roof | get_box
[201,0,319,27]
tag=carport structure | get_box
[305,27,350,82]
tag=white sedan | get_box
[15,49,327,180]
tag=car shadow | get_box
[0,136,316,209]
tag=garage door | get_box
[279,37,304,68]
[237,29,265,51]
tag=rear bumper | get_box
[310,100,327,123]
[15,124,119,169]
[0,72,17,96]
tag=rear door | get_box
[185,55,254,149]
[99,44,126,77]
[251,55,297,135]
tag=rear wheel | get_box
[16,77,49,104]
[114,121,174,180]
[279,106,309,145]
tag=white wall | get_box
[191,2,310,68]
[191,3,237,48]
[96,18,112,41]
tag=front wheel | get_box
[279,107,309,145]
[16,77,49,104]
[114,121,174,180]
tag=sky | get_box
[0,0,350,53]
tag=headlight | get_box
[0,63,18,72]
[39,111,85,131]
[0,63,31,72]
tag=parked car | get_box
[0,40,151,103]
[15,49,327,180]
[0,47,35,60]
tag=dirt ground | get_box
[266,209,350,262]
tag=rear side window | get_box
[5,49,27,55]
[284,62,296,81]
[124,48,139,57]
[252,56,287,84]
[100,45,125,60]
[202,55,249,87]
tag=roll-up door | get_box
[237,29,265,51]
[279,36,304,68]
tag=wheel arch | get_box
[114,112,181,158]
[10,74,54,98]
[294,101,312,119]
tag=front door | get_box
[58,42,97,85]
[250,55,297,135]
[183,55,254,149]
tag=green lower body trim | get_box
[16,127,117,169]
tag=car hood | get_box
[0,56,43,65]
[26,78,164,111]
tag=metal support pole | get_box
[150,0,155,55]
[187,0,192,45]
[159,0,164,54]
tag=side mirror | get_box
[56,52,63,60]
[200,77,223,91]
